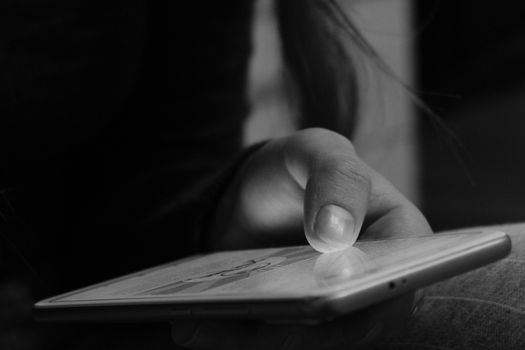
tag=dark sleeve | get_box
[1,1,257,349]
[0,0,256,289]
[88,0,258,280]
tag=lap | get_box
[381,224,525,350]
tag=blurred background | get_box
[417,1,525,230]
[245,0,525,232]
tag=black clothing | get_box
[1,1,254,348]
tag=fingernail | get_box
[311,205,358,252]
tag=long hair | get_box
[276,0,382,137]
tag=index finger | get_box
[283,129,431,252]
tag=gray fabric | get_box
[381,224,525,350]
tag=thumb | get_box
[304,159,370,253]
[284,129,371,253]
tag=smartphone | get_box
[34,229,510,323]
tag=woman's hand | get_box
[172,128,431,349]
[208,128,431,251]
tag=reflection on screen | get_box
[55,231,487,302]
[314,247,372,287]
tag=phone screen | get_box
[47,230,502,304]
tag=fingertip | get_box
[307,204,359,253]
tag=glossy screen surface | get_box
[50,230,503,303]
